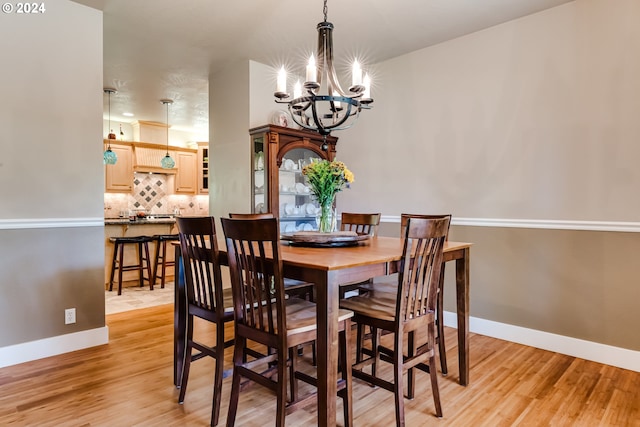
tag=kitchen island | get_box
[104,217,178,290]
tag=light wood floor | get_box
[0,304,638,426]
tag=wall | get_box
[339,0,640,358]
[0,1,107,366]
[209,60,275,221]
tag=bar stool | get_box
[108,236,153,295]
[151,234,179,290]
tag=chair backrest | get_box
[340,212,381,236]
[400,213,452,241]
[221,217,287,343]
[229,212,275,219]
[396,216,450,326]
[176,216,226,318]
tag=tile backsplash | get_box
[104,173,209,217]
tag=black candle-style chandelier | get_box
[274,0,373,136]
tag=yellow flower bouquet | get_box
[302,159,354,232]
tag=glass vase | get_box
[317,200,337,233]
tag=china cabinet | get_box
[250,124,338,232]
[104,141,133,192]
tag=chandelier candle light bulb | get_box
[277,66,287,95]
[306,54,317,84]
[352,60,362,87]
[363,73,371,99]
[293,80,302,99]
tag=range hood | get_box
[131,121,177,174]
[133,146,177,174]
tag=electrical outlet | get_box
[65,308,76,325]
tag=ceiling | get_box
[77,0,574,136]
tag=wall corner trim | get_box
[0,327,109,368]
[443,312,639,373]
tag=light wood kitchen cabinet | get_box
[197,142,209,194]
[174,150,197,194]
[104,141,133,192]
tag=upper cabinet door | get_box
[104,142,133,193]
[174,151,197,194]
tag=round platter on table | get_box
[280,231,371,247]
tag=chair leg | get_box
[437,271,447,375]
[178,316,194,403]
[407,331,416,399]
[371,327,380,377]
[151,238,161,290]
[226,337,246,427]
[355,323,365,364]
[339,319,353,427]
[393,332,405,427]
[117,242,125,295]
[275,347,287,427]
[429,324,443,418]
[142,240,152,289]
[210,323,225,426]
[160,240,168,288]
[289,347,298,403]
[109,243,118,292]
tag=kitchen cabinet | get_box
[104,141,133,192]
[174,150,197,194]
[249,124,338,232]
[197,143,209,194]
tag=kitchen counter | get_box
[105,217,177,225]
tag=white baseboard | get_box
[442,311,640,372]
[0,327,109,368]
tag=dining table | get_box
[173,236,472,427]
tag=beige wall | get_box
[0,1,105,350]
[209,60,278,222]
[342,0,640,352]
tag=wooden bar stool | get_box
[150,234,179,290]
[108,236,153,295]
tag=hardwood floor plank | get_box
[0,304,638,426]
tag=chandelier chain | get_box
[323,0,328,22]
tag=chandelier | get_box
[274,0,373,136]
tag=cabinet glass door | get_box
[252,135,267,213]
[278,148,322,233]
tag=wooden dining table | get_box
[173,236,472,427]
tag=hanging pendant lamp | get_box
[103,88,118,165]
[160,99,175,169]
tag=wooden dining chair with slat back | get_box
[221,217,354,427]
[176,216,235,427]
[229,212,318,363]
[338,212,381,299]
[358,213,452,375]
[339,216,450,425]
[229,212,315,301]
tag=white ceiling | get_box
[77,0,574,135]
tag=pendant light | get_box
[103,88,118,165]
[160,99,175,169]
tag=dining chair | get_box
[339,216,450,426]
[229,212,317,364]
[338,212,381,299]
[176,216,235,427]
[229,212,315,300]
[359,213,452,375]
[221,217,354,427]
